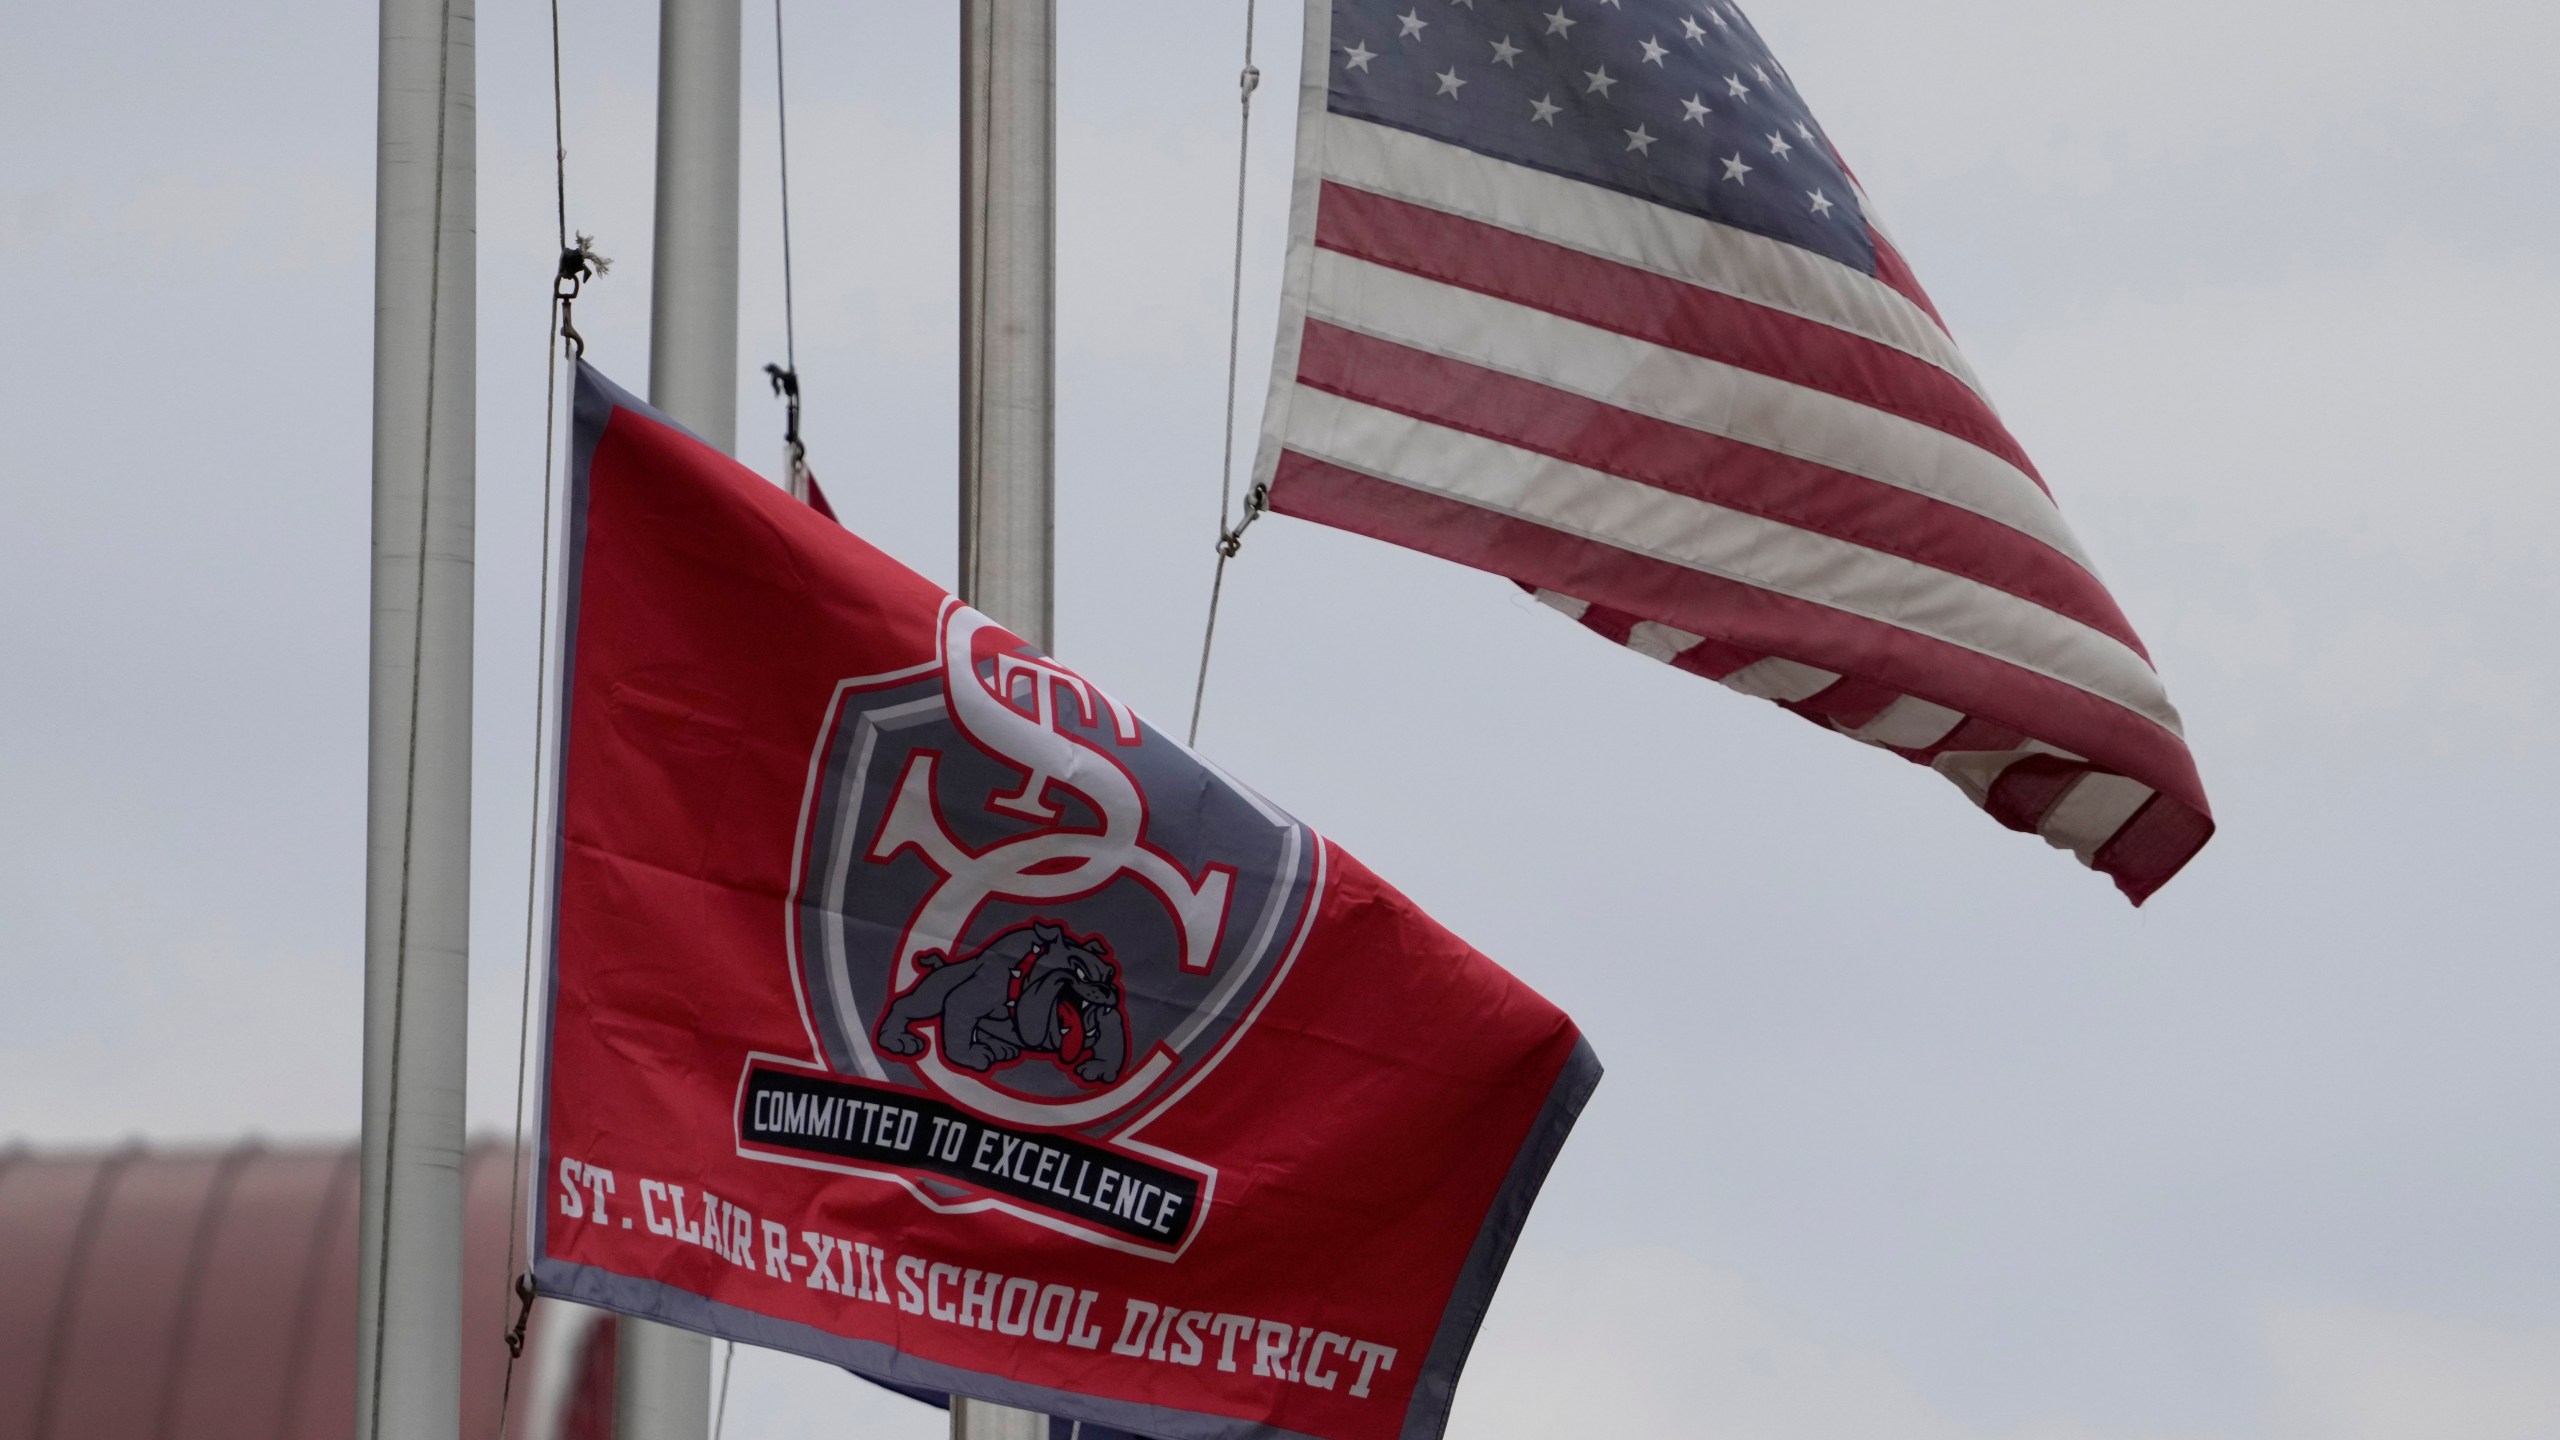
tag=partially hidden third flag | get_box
[534,362,1599,1440]
[1257,0,2212,903]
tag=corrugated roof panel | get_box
[0,1141,601,1440]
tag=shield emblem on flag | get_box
[789,599,1319,1143]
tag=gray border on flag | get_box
[1400,1035,1602,1440]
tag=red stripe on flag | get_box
[1575,605,1638,646]
[1567,594,1763,678]
[1984,755,2089,834]
[2094,794,2217,904]
[1904,716,2027,762]
[1791,677,1905,731]
[1269,452,2211,827]
[1314,183,2043,490]
[1865,226,1950,333]
[1671,634,1766,681]
[1548,587,1769,678]
[1296,323,2148,658]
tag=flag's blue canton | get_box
[1328,0,1874,274]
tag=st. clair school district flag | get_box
[1257,0,2213,902]
[534,363,1600,1440]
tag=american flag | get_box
[1253,0,2212,903]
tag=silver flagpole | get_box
[960,0,1056,652]
[356,0,475,1431]
[956,1,1055,1434]
[616,0,742,1433]
[648,0,743,453]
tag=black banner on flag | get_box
[740,1064,1204,1246]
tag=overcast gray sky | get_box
[4,2,2557,1437]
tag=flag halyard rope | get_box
[1188,0,1264,747]
[495,0,603,1432]
[712,1338,738,1440]
[765,0,811,500]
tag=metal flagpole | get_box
[357,0,475,1432]
[648,0,744,451]
[615,0,742,1433]
[960,0,1056,652]
[956,1,1055,1435]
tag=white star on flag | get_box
[1436,67,1466,96]
[1625,124,1657,154]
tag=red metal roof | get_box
[0,1139,610,1440]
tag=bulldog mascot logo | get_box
[769,599,1321,1250]
[876,921,1129,1085]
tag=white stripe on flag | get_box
[1625,621,1704,663]
[1581,614,1974,749]
[1283,386,2185,736]
[1721,656,1842,702]
[1318,115,1986,397]
[2039,773,2156,860]
[1306,251,2087,570]
[1851,695,1970,749]
[1530,589,1591,620]
[1932,744,2088,807]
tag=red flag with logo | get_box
[533,363,1598,1440]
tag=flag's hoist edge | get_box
[1251,0,2211,904]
